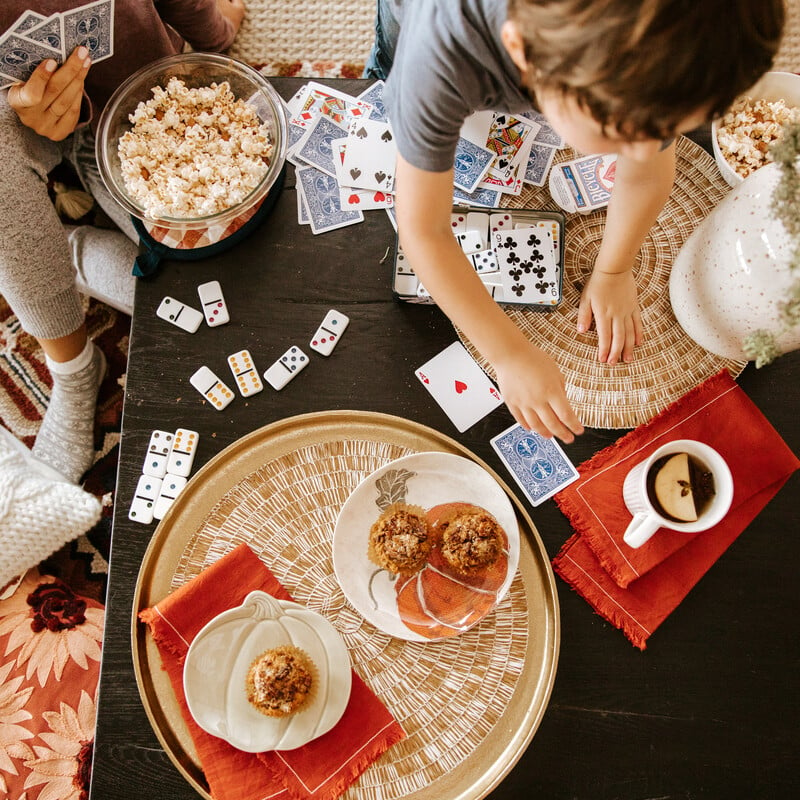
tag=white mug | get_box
[622,439,733,548]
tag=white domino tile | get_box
[156,297,203,333]
[153,474,188,520]
[142,429,174,478]
[166,428,199,477]
[228,349,263,396]
[309,309,350,356]
[264,346,309,390]
[455,229,483,255]
[128,475,163,524]
[394,251,419,296]
[197,280,230,327]
[189,366,234,410]
[469,249,499,274]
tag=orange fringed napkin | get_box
[139,543,405,800]
[552,371,799,649]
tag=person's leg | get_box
[0,96,104,483]
[363,0,401,80]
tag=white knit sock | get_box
[32,341,106,484]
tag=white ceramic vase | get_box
[669,162,800,361]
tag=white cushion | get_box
[0,427,101,588]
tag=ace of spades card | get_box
[492,227,561,306]
[415,342,504,432]
[341,117,398,193]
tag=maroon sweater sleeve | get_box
[157,0,237,52]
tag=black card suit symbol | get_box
[503,236,516,249]
[350,167,362,180]
[375,171,387,185]
[498,158,509,170]
[532,265,546,278]
[520,260,533,273]
[511,284,526,297]
[356,126,368,139]
[509,267,523,281]
[507,252,520,265]
[496,115,506,125]
[527,234,541,248]
[381,129,393,142]
[536,281,549,294]
[531,250,544,263]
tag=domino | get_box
[466,211,490,249]
[128,474,163,524]
[166,428,199,477]
[469,249,500,274]
[142,430,174,478]
[197,280,230,327]
[264,346,309,390]
[394,251,419,296]
[227,349,264,396]
[310,309,350,357]
[189,365,235,410]
[152,474,188,520]
[455,229,483,255]
[490,212,513,236]
[156,297,203,333]
[450,212,467,233]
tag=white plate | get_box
[332,452,520,642]
[183,591,351,752]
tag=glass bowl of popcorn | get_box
[712,71,800,187]
[96,53,287,232]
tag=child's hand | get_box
[494,346,584,444]
[577,270,643,364]
[217,0,246,35]
[7,47,91,141]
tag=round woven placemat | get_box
[170,438,531,800]
[458,136,747,429]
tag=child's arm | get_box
[395,154,584,443]
[577,142,676,363]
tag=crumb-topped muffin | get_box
[368,503,432,574]
[436,505,504,575]
[245,645,315,717]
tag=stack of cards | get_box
[1,1,115,89]
[394,207,565,309]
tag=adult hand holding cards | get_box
[1,1,115,89]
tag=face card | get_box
[295,115,348,178]
[341,117,397,193]
[493,227,560,306]
[0,32,60,82]
[490,423,579,506]
[24,14,65,60]
[166,428,199,477]
[415,341,503,432]
[485,113,539,182]
[357,80,388,121]
[453,137,495,193]
[296,166,364,234]
[62,0,114,63]
[290,81,373,128]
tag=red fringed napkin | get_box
[553,371,799,649]
[139,543,406,800]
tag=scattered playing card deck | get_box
[393,206,565,309]
[1,0,115,89]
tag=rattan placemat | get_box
[150,421,555,800]
[458,136,747,429]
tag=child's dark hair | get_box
[509,0,785,140]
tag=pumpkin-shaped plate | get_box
[183,591,351,752]
[332,452,520,641]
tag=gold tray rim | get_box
[131,410,561,800]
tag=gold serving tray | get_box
[132,410,560,800]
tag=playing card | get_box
[294,115,348,177]
[524,142,558,186]
[453,137,495,193]
[357,80,388,121]
[290,81,372,128]
[452,185,501,208]
[459,110,494,148]
[341,117,397,193]
[485,112,539,181]
[25,14,65,60]
[9,10,47,36]
[520,110,564,147]
[415,341,503,432]
[490,423,579,506]
[334,141,393,209]
[493,226,560,306]
[62,0,114,64]
[0,32,60,82]
[549,153,617,214]
[296,166,363,234]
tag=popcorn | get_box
[118,77,274,219]
[717,96,800,179]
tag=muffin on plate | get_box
[433,504,505,575]
[368,502,432,574]
[245,645,315,717]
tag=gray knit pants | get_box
[0,94,138,339]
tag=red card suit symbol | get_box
[373,191,386,202]
[489,387,500,399]
[418,371,429,384]
[348,194,360,205]
[454,380,468,394]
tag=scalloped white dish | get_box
[183,591,351,752]
[332,452,520,642]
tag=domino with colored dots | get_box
[197,280,230,327]
[166,428,199,477]
[156,297,203,333]
[189,366,234,410]
[263,346,309,390]
[142,429,174,478]
[309,309,350,357]
[227,349,264,396]
[152,474,188,520]
[128,475,163,524]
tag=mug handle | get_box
[623,512,662,548]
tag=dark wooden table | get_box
[89,78,800,800]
